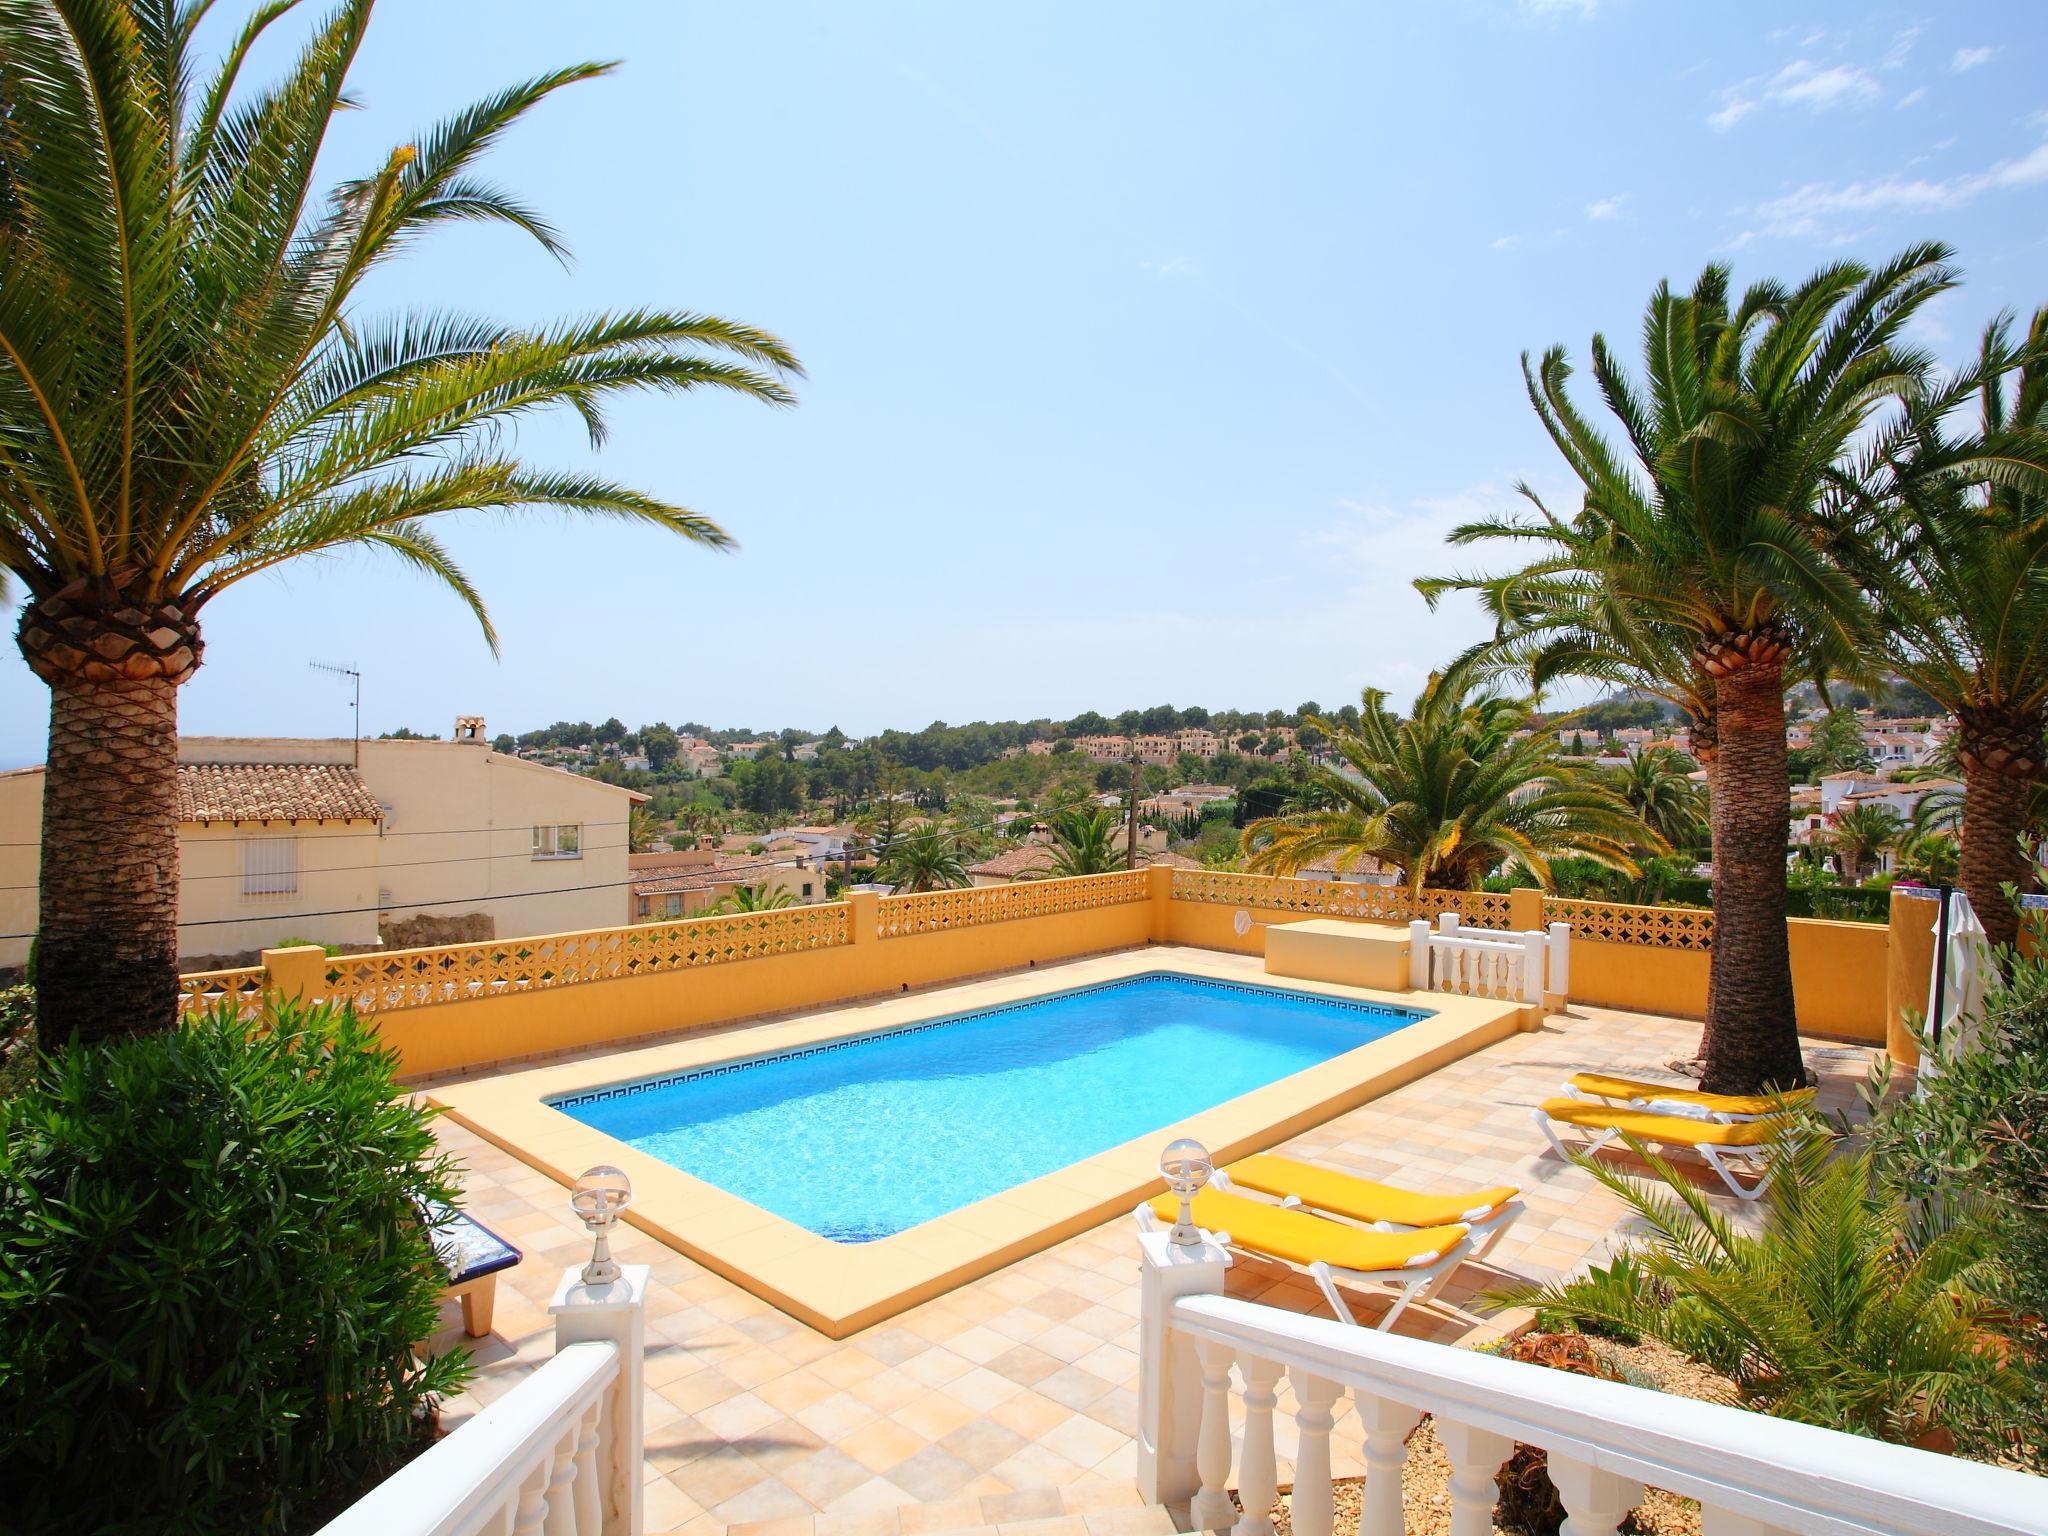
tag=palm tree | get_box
[0,0,800,1042]
[707,884,797,915]
[1421,249,1954,1093]
[1239,664,1660,890]
[1826,802,1905,885]
[628,805,662,853]
[1038,807,1128,878]
[1893,831,1961,886]
[1604,744,1708,850]
[1851,309,2048,947]
[873,829,969,893]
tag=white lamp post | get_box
[1159,1137,1213,1249]
[571,1164,633,1286]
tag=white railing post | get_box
[1193,1341,1238,1532]
[1287,1369,1342,1536]
[1407,920,1431,990]
[1547,1454,1643,1536]
[1356,1395,1421,1536]
[1437,911,1460,937]
[551,1264,649,1536]
[1545,920,1570,1007]
[1435,1420,1514,1536]
[1232,1356,1284,1536]
[1136,1230,1231,1506]
[1518,930,1546,1006]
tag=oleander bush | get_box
[0,997,471,1534]
[1865,909,2048,1431]
[0,982,33,1100]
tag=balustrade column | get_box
[511,1457,552,1536]
[1286,1370,1342,1536]
[1547,1454,1643,1536]
[1435,1421,1513,1536]
[571,1397,604,1536]
[541,1431,579,1536]
[1232,1357,1283,1536]
[1355,1395,1420,1536]
[1191,1341,1238,1532]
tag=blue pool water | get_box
[551,973,1427,1242]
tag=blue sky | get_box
[4,0,2046,762]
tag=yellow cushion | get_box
[1149,1187,1465,1273]
[1226,1154,1517,1228]
[1539,1097,1790,1147]
[1567,1072,1814,1118]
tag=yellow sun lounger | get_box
[1213,1153,1523,1261]
[1564,1071,1815,1121]
[1133,1185,1471,1330]
[1534,1097,1793,1201]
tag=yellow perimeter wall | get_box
[1156,880,1899,1045]
[371,887,1157,1078]
[217,869,1926,1079]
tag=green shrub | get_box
[1867,909,2048,1348]
[0,997,472,1534]
[1490,1115,2038,1464]
[0,983,33,1100]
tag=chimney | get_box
[454,714,486,745]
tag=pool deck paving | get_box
[427,947,1875,1536]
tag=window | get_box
[531,824,582,859]
[664,894,683,917]
[636,897,650,918]
[242,836,299,897]
[802,882,813,897]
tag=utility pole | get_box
[310,661,363,767]
[1127,755,1142,869]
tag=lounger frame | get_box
[1533,1106,1778,1201]
[1130,1201,1472,1331]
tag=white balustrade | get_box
[319,1265,649,1536]
[1135,1232,2048,1536]
[1406,918,1549,1005]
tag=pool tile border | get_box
[427,947,1531,1337]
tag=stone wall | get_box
[379,911,495,950]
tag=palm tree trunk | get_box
[1697,659,1806,1093]
[1955,706,2043,952]
[34,672,185,1043]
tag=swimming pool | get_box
[552,972,1428,1242]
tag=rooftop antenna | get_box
[310,661,362,766]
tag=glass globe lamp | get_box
[571,1164,634,1285]
[1158,1137,1213,1249]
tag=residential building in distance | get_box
[0,717,644,968]
[627,843,825,919]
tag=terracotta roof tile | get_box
[177,762,383,824]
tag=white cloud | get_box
[1710,54,1883,129]
[1583,195,1626,221]
[1743,139,2048,242]
[1709,97,1757,132]
[1517,0,1598,17]
[1139,256,1197,279]
[1951,45,1994,72]
[1769,59,1880,109]
[1489,234,1523,252]
[1880,27,1921,70]
[1896,87,1927,109]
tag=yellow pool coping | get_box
[427,946,1531,1337]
